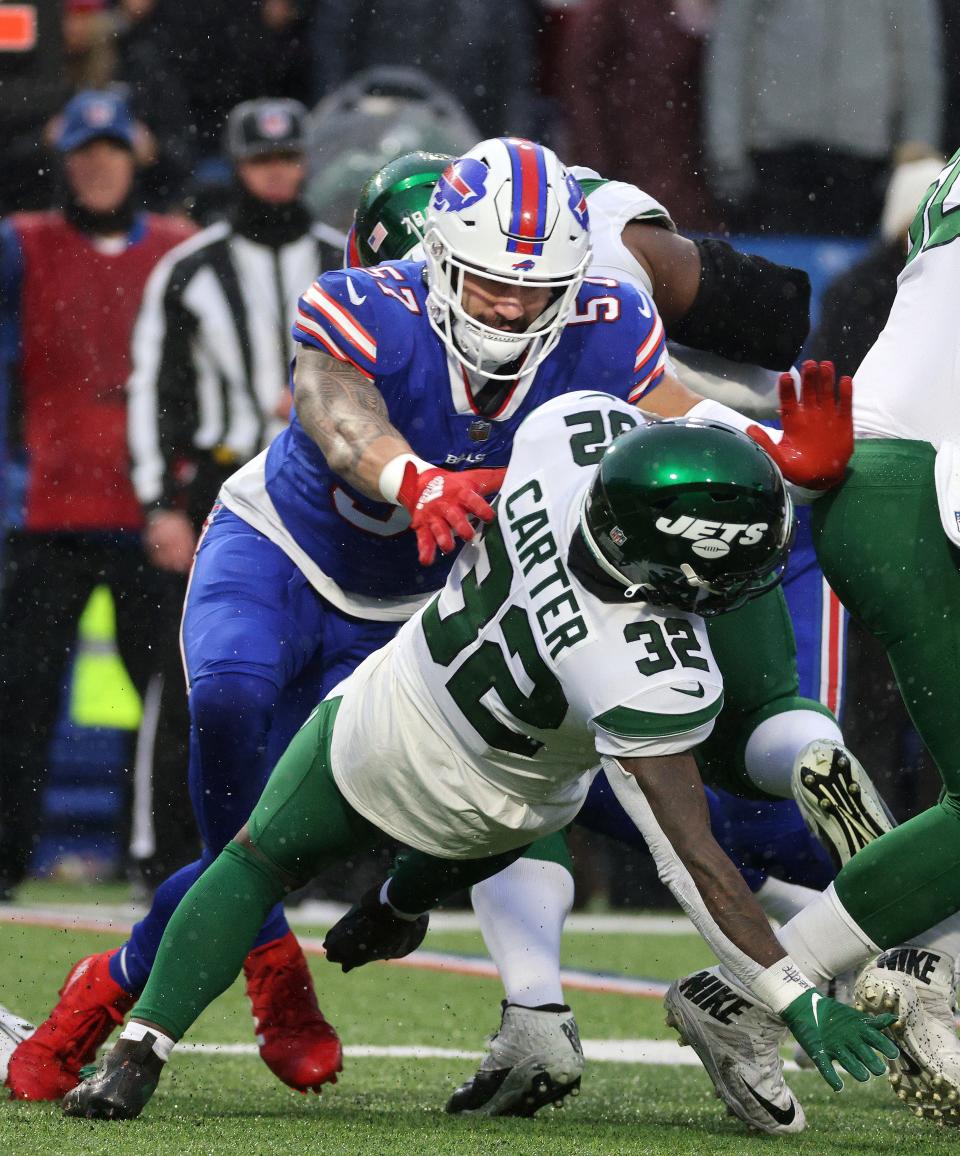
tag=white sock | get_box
[744,710,843,797]
[754,876,822,924]
[119,1020,176,1062]
[775,882,879,987]
[471,857,574,1008]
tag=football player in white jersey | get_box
[345,153,895,1130]
[63,389,899,1123]
[667,149,960,1127]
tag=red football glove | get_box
[748,360,853,490]
[398,464,507,566]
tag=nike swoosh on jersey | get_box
[672,683,706,699]
[740,1078,798,1126]
[346,277,367,306]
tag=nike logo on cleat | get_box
[672,683,705,699]
[741,1078,797,1126]
[678,971,750,1023]
[876,948,940,985]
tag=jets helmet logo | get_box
[655,515,769,555]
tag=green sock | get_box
[132,841,287,1040]
[834,795,960,947]
[388,844,530,914]
[520,828,573,872]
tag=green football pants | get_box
[134,698,527,1039]
[812,439,960,944]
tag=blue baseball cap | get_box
[57,91,136,153]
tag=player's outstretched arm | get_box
[604,753,897,1090]
[294,346,413,499]
[295,346,503,566]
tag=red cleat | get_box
[243,931,343,1093]
[6,950,134,1101]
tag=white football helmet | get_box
[422,137,591,380]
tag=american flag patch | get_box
[368,222,389,253]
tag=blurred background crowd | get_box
[0,0,955,907]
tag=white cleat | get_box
[854,947,960,1126]
[0,1004,35,1084]
[664,966,804,1135]
[791,740,895,868]
[445,1001,584,1117]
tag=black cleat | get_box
[61,1034,165,1120]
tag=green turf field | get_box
[0,883,955,1155]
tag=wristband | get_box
[378,453,432,505]
[687,397,784,445]
[750,956,815,1014]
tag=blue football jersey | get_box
[263,259,666,600]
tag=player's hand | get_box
[398,464,506,566]
[143,509,196,572]
[748,360,853,489]
[322,885,429,973]
[780,990,898,1091]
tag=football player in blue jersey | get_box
[8,137,850,1106]
[340,152,900,1128]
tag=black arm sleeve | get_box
[669,239,811,370]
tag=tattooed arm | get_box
[293,347,413,500]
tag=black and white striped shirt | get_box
[127,217,344,513]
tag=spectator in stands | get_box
[309,1,540,139]
[704,0,943,235]
[0,91,196,899]
[553,0,720,233]
[124,98,344,881]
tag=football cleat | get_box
[854,947,960,1124]
[6,949,135,1101]
[243,931,343,1093]
[791,740,894,869]
[446,1002,585,1117]
[0,1005,35,1084]
[61,1033,166,1120]
[664,966,805,1135]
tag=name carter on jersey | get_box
[504,478,590,660]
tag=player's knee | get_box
[189,672,278,745]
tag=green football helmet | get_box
[580,418,795,616]
[349,151,451,266]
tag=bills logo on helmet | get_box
[566,173,589,230]
[511,259,536,271]
[433,158,488,213]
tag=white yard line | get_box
[1,902,696,935]
[174,1039,800,1070]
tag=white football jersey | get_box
[330,391,724,858]
[571,167,674,297]
[575,168,780,416]
[853,150,960,449]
